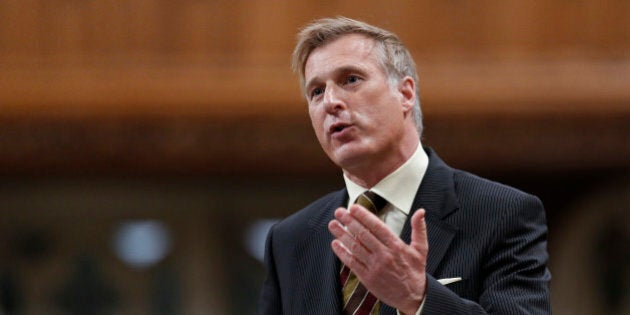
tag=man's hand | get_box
[328,205,429,315]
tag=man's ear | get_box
[398,76,416,113]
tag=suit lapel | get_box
[381,148,459,314]
[295,189,347,314]
[399,147,459,275]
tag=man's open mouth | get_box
[330,123,351,134]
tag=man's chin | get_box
[329,146,371,169]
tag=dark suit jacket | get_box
[258,147,551,314]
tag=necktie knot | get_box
[355,191,387,215]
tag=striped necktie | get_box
[340,191,387,315]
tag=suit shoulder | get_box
[271,189,344,237]
[450,169,547,242]
[453,169,542,209]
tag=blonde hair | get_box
[292,16,423,135]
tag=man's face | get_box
[303,34,415,173]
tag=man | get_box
[258,17,551,314]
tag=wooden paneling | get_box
[0,0,627,116]
[0,0,628,174]
[0,112,626,176]
[0,59,628,117]
[1,1,627,58]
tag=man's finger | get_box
[328,215,373,261]
[331,239,368,275]
[338,205,390,253]
[410,208,428,253]
[348,204,399,249]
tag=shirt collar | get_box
[344,144,429,214]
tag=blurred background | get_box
[0,1,628,314]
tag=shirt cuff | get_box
[396,298,425,315]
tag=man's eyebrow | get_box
[335,65,365,76]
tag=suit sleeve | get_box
[421,194,552,314]
[257,224,282,315]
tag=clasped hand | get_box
[328,205,428,315]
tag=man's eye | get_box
[311,87,323,98]
[346,75,360,84]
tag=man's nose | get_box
[323,84,346,113]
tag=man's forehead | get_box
[307,34,377,63]
[304,34,379,79]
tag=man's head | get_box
[294,17,422,185]
[292,16,423,136]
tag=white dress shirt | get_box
[343,144,429,314]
